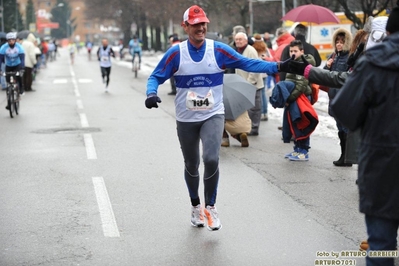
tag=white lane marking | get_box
[84,134,97,160]
[74,88,81,97]
[79,113,89,128]
[92,177,120,237]
[72,78,80,97]
[53,79,68,84]
[78,79,93,83]
[77,99,84,109]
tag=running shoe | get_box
[204,205,222,231]
[191,204,205,227]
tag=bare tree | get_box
[336,0,391,29]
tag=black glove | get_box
[346,42,365,70]
[145,93,162,109]
[288,55,310,76]
[278,55,295,72]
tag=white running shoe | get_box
[204,205,222,231]
[191,204,205,227]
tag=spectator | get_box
[330,13,397,266]
[40,39,48,68]
[221,111,251,147]
[234,32,264,136]
[20,33,37,92]
[280,24,321,81]
[263,31,272,49]
[282,40,316,161]
[323,28,353,167]
[0,36,6,90]
[252,33,272,121]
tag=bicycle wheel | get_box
[14,88,19,115]
[134,61,138,78]
[8,87,14,118]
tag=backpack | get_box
[310,83,319,105]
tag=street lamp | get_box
[249,0,289,36]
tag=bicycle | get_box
[3,71,21,118]
[132,52,140,78]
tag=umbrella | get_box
[281,4,340,24]
[223,74,257,120]
[17,30,39,40]
[281,4,340,43]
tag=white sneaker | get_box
[204,205,222,231]
[190,204,205,227]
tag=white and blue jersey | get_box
[0,42,25,68]
[146,39,279,122]
[129,39,142,54]
[98,45,113,68]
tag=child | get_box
[284,40,316,161]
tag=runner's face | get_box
[184,22,207,45]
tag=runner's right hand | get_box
[145,94,162,109]
[288,55,310,76]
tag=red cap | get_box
[183,5,210,25]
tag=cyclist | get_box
[96,38,115,92]
[0,32,25,110]
[129,35,142,70]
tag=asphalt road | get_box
[0,48,392,266]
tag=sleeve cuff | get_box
[304,65,313,79]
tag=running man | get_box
[0,32,25,110]
[145,5,292,231]
[68,41,77,65]
[86,40,93,60]
[96,38,115,92]
[129,36,142,70]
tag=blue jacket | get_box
[270,81,318,142]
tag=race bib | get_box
[101,56,109,61]
[186,89,214,111]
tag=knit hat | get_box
[365,16,388,50]
[386,7,399,34]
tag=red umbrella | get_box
[281,4,339,24]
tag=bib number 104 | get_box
[191,98,210,107]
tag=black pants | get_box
[101,67,111,86]
[5,66,23,93]
[23,67,33,91]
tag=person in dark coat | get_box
[331,12,398,266]
[323,28,353,167]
